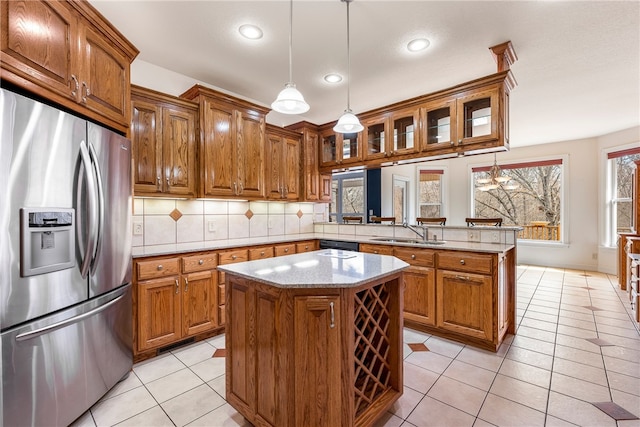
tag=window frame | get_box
[329,170,367,223]
[604,145,640,247]
[415,167,446,221]
[469,155,568,245]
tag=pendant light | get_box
[271,0,310,114]
[334,0,363,133]
[477,154,519,192]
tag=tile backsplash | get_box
[132,198,329,248]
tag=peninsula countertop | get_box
[217,249,409,288]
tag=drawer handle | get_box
[260,251,265,256]
[157,264,163,271]
[175,278,179,294]
[284,248,289,253]
[329,302,335,329]
[232,255,237,260]
[374,250,379,254]
[460,259,466,265]
[199,259,204,265]
[411,254,416,260]
[456,275,471,281]
[184,277,189,292]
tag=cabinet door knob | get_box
[199,259,204,265]
[157,264,163,270]
[184,277,189,292]
[411,254,416,260]
[460,259,466,265]
[174,278,179,294]
[81,81,90,103]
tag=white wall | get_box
[381,128,639,273]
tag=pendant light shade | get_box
[271,0,309,115]
[334,0,362,133]
[334,109,363,133]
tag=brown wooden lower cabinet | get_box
[133,240,321,360]
[225,273,403,427]
[360,243,514,351]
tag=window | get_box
[607,147,640,243]
[417,169,443,218]
[330,171,366,223]
[472,159,564,242]
[393,175,409,223]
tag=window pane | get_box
[420,205,441,217]
[616,155,640,198]
[617,200,633,233]
[419,175,441,204]
[341,178,364,214]
[473,163,562,241]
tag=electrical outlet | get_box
[490,231,500,243]
[592,253,598,260]
[208,220,216,232]
[133,221,143,236]
[467,230,480,242]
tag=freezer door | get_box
[87,122,132,297]
[0,89,88,329]
[1,285,133,427]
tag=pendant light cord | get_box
[288,0,293,84]
[346,0,352,110]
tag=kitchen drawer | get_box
[137,258,180,280]
[249,246,274,260]
[360,243,394,255]
[438,252,493,275]
[296,241,317,253]
[219,249,249,265]
[393,247,435,267]
[274,243,296,257]
[182,253,218,273]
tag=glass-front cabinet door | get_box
[321,132,338,167]
[391,108,419,156]
[319,129,362,168]
[363,115,389,160]
[421,99,456,153]
[456,87,499,146]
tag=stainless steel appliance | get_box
[1,88,133,426]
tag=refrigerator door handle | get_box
[15,292,126,342]
[88,142,105,274]
[78,140,98,279]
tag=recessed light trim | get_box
[324,73,343,83]
[239,24,263,40]
[407,38,430,52]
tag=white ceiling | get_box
[90,0,639,148]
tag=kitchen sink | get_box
[371,237,446,245]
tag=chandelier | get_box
[477,154,519,192]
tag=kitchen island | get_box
[218,249,409,427]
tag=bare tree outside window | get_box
[612,152,640,233]
[473,161,563,241]
[330,172,365,223]
[418,171,442,218]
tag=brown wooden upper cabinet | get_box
[181,85,270,199]
[265,125,301,201]
[0,0,138,134]
[364,107,420,161]
[131,86,198,197]
[421,81,508,155]
[320,127,362,168]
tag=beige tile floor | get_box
[71,265,640,427]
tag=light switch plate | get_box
[208,220,216,232]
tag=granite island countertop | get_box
[217,249,409,288]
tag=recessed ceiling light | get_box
[324,73,343,83]
[239,24,263,40]
[407,38,430,52]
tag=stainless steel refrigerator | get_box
[1,88,133,426]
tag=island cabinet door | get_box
[436,270,493,341]
[293,296,341,427]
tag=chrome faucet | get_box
[402,222,427,242]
